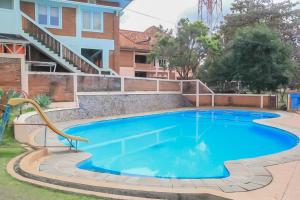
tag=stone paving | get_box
[14,108,300,198]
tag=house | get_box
[119,26,177,79]
[0,0,132,74]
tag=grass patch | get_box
[0,111,102,200]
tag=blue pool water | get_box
[62,110,298,179]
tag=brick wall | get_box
[77,76,121,92]
[21,1,35,20]
[112,14,120,72]
[0,57,22,91]
[119,50,134,67]
[81,13,116,39]
[214,95,261,107]
[199,95,212,106]
[184,94,276,108]
[159,81,181,92]
[28,74,74,102]
[48,7,76,37]
[124,78,157,91]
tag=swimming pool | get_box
[62,110,298,179]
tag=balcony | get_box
[134,63,155,71]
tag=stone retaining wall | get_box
[26,94,190,124]
[15,94,191,143]
[77,94,190,118]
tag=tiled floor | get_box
[224,161,300,200]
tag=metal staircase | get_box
[20,12,117,75]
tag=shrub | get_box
[0,88,3,101]
[34,94,52,109]
[6,89,21,101]
[0,89,22,113]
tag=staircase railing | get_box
[21,12,104,74]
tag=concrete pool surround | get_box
[8,107,300,199]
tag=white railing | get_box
[21,69,277,109]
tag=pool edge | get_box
[8,108,300,198]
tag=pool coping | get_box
[8,107,300,198]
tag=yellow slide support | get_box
[8,98,88,143]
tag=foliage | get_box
[6,89,22,102]
[203,24,295,94]
[0,101,99,200]
[34,94,52,109]
[0,89,22,117]
[220,0,300,45]
[0,88,4,101]
[220,0,300,76]
[0,88,21,105]
[150,18,221,79]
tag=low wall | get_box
[183,94,277,109]
[77,76,121,92]
[25,73,184,101]
[28,73,74,102]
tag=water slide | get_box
[8,98,88,143]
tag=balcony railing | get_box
[134,63,156,71]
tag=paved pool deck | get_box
[7,107,300,200]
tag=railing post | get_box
[157,79,160,92]
[260,96,264,109]
[180,80,183,93]
[73,74,78,102]
[121,77,125,93]
[60,44,63,58]
[287,94,291,111]
[196,80,199,107]
[44,126,47,147]
[79,58,82,71]
[212,94,215,107]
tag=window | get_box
[82,11,103,32]
[82,11,91,30]
[50,7,59,26]
[0,0,14,9]
[135,55,147,64]
[159,59,167,67]
[93,12,102,30]
[38,5,47,25]
[135,71,147,78]
[37,5,61,28]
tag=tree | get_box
[150,19,220,79]
[220,0,300,45]
[209,25,295,94]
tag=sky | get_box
[120,0,299,32]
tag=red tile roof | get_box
[120,26,161,51]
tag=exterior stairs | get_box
[20,12,116,75]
